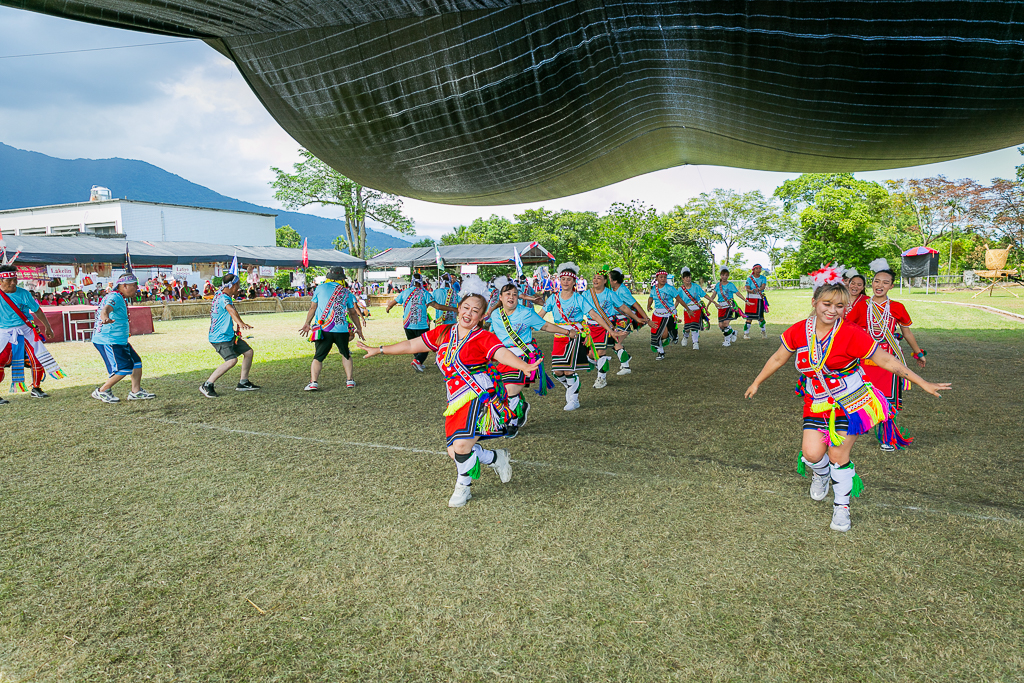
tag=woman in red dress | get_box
[358,289,540,508]
[846,259,927,451]
[745,266,949,532]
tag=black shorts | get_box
[212,338,252,361]
[314,331,351,362]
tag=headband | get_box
[0,270,17,280]
[559,269,578,279]
[654,269,668,277]
[116,273,138,286]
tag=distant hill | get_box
[0,143,411,251]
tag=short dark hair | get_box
[609,270,624,284]
[0,265,15,275]
[499,282,518,295]
[222,273,237,286]
[720,268,730,275]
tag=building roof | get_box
[367,242,554,269]
[2,235,364,268]
[0,198,276,218]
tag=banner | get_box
[395,266,411,276]
[172,264,194,276]
[16,265,46,279]
[460,264,478,274]
[259,266,276,277]
[214,264,223,278]
[46,265,75,278]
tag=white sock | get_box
[657,341,664,353]
[508,395,521,412]
[803,453,831,478]
[555,374,569,388]
[691,330,700,346]
[598,356,610,374]
[472,443,496,465]
[565,373,580,403]
[616,348,630,368]
[454,451,479,486]
[831,462,857,506]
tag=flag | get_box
[302,238,309,268]
[229,252,239,276]
[124,243,134,272]
[513,245,524,277]
[434,242,445,271]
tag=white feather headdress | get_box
[556,262,579,277]
[493,275,511,291]
[808,263,846,289]
[459,274,489,300]
[868,258,891,273]
[680,266,691,276]
[844,267,859,279]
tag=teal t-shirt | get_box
[313,282,356,333]
[0,287,40,329]
[649,285,680,316]
[208,291,236,343]
[92,292,129,345]
[541,291,594,324]
[489,304,548,347]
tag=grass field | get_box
[1,291,1022,681]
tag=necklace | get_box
[806,316,840,373]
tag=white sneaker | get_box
[879,443,896,453]
[730,331,738,342]
[692,343,699,350]
[810,473,830,501]
[761,327,767,338]
[448,483,472,508]
[830,505,851,532]
[127,389,156,400]
[593,376,607,389]
[91,387,119,403]
[304,381,319,391]
[490,449,512,483]
[722,339,731,347]
[616,367,631,375]
[563,398,580,411]
[743,333,751,340]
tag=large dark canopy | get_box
[6,1,1024,204]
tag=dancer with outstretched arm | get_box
[744,266,950,532]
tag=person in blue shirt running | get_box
[541,263,622,411]
[300,267,364,391]
[676,267,708,350]
[200,273,259,397]
[489,279,572,437]
[91,272,155,403]
[0,263,61,403]
[743,263,769,340]
[646,269,688,361]
[585,270,644,386]
[706,267,743,347]
[386,273,456,372]
[431,273,458,326]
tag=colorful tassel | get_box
[826,407,845,447]
[11,381,26,393]
[876,419,913,450]
[794,378,806,396]
[851,472,865,498]
[443,389,479,416]
[465,460,481,480]
[796,452,807,477]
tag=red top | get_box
[781,319,879,377]
[422,324,504,373]
[846,297,911,332]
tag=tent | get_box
[2,235,365,268]
[900,246,940,279]
[367,242,554,270]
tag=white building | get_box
[0,194,276,245]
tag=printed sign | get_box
[172,264,194,276]
[394,267,411,276]
[259,266,276,277]
[46,265,76,278]
[16,265,46,279]
[460,264,479,274]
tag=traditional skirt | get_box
[588,323,609,351]
[682,308,702,332]
[551,334,588,371]
[716,304,739,321]
[444,392,508,447]
[862,363,904,412]
[744,295,765,321]
[613,314,631,333]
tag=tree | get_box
[332,235,348,252]
[676,189,777,266]
[409,237,436,247]
[749,209,797,274]
[272,149,415,260]
[516,209,602,267]
[595,200,667,284]
[988,177,1024,258]
[276,224,301,248]
[775,173,890,274]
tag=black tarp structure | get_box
[3,235,366,268]
[366,242,554,269]
[5,1,1024,205]
[900,249,940,278]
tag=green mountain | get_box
[0,143,411,251]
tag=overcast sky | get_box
[3,6,1023,262]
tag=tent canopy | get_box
[367,242,554,269]
[2,235,365,268]
[902,246,940,257]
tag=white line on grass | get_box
[150,418,1021,524]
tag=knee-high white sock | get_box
[759,320,766,330]
[744,322,751,333]
[508,395,522,424]
[565,373,580,402]
[598,356,610,376]
[454,451,480,486]
[472,443,496,465]
[830,462,863,506]
[616,348,630,368]
[802,453,831,478]
[555,374,570,388]
[691,330,700,346]
[657,339,665,353]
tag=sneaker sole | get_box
[616,369,631,375]
[810,489,830,502]
[30,393,48,399]
[304,386,319,391]
[830,521,851,532]
[235,387,260,391]
[127,395,155,400]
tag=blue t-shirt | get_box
[520,283,537,310]
[542,291,595,324]
[395,286,430,329]
[587,288,622,321]
[432,287,457,324]
[92,292,129,345]
[611,284,638,309]
[649,285,681,316]
[312,282,356,333]
[712,282,741,307]
[208,291,236,343]
[677,282,707,311]
[746,274,767,297]
[489,304,548,347]
[0,287,40,329]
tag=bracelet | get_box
[379,345,385,356]
[912,349,927,360]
